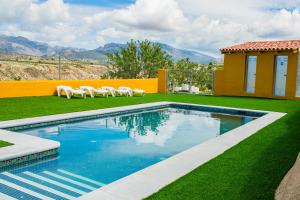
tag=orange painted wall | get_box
[214,51,299,99]
[214,69,224,95]
[255,53,275,97]
[157,69,168,93]
[222,53,247,96]
[0,78,158,98]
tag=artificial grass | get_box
[0,94,169,121]
[0,140,12,147]
[0,94,299,199]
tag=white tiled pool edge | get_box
[0,101,268,129]
[0,130,59,162]
[0,102,286,200]
[0,102,173,129]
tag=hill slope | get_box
[0,35,217,64]
[0,35,84,57]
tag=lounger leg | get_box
[57,88,60,97]
[89,89,94,98]
[66,91,71,99]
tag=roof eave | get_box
[220,48,298,54]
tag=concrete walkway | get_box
[276,153,300,200]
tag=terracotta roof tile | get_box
[220,40,300,53]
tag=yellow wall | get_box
[0,78,158,98]
[214,69,224,95]
[157,69,168,93]
[214,51,299,99]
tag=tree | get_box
[169,58,216,94]
[106,40,139,79]
[139,40,172,78]
[106,40,172,79]
[169,58,198,87]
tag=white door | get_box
[245,56,257,94]
[274,56,288,97]
[296,51,300,97]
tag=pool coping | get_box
[0,102,286,199]
[0,130,59,167]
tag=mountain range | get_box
[0,35,217,64]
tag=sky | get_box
[0,0,300,57]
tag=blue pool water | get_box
[0,106,258,199]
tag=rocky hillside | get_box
[0,35,218,80]
[0,53,107,81]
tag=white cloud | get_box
[0,0,300,55]
[0,0,69,26]
[26,0,70,25]
[112,0,187,32]
[251,9,300,38]
[0,0,31,22]
[0,0,76,45]
[78,0,300,54]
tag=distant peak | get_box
[15,36,27,39]
[104,43,125,48]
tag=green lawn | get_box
[0,94,299,200]
[0,140,12,147]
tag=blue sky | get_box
[0,0,299,56]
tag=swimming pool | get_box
[0,103,266,200]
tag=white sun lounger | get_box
[57,86,86,99]
[80,86,109,98]
[100,86,116,97]
[174,86,182,93]
[116,87,133,97]
[173,84,200,94]
[132,89,145,96]
[190,86,200,94]
[181,84,190,91]
[98,86,145,97]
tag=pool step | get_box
[0,192,17,200]
[43,171,97,190]
[0,170,104,200]
[57,169,105,187]
[3,172,74,199]
[24,171,87,195]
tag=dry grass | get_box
[0,53,108,80]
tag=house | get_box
[214,40,300,99]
